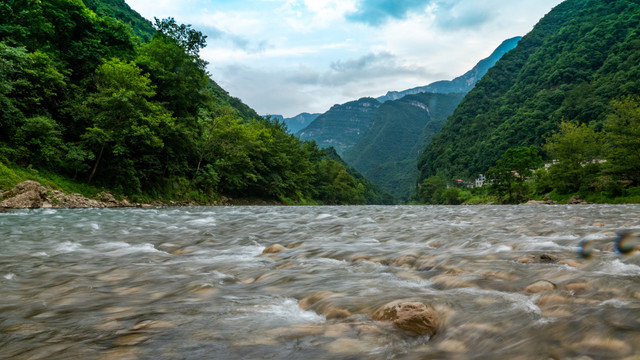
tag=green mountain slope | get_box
[344,93,465,200]
[0,0,389,205]
[417,0,640,183]
[298,98,381,155]
[82,0,154,41]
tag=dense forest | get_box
[344,92,465,201]
[0,0,392,205]
[415,0,640,204]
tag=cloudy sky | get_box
[125,0,563,117]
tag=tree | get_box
[84,59,173,191]
[603,96,640,185]
[415,175,446,204]
[486,146,542,203]
[543,121,602,193]
[153,17,207,69]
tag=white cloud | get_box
[125,0,564,117]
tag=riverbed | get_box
[1,205,639,359]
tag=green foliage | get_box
[81,0,155,42]
[486,146,542,204]
[543,121,603,193]
[418,0,640,186]
[298,98,381,155]
[0,0,387,205]
[414,175,446,204]
[603,96,640,185]
[344,92,465,201]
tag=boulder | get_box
[372,300,440,336]
[0,181,133,209]
[0,181,48,208]
[524,280,557,293]
[524,200,557,205]
[262,244,286,254]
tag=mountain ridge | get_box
[376,36,521,103]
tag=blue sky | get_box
[125,0,563,117]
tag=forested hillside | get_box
[0,0,390,205]
[417,0,640,184]
[298,98,381,155]
[344,92,465,200]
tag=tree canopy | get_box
[0,0,390,204]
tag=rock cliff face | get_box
[0,181,131,209]
[298,98,381,156]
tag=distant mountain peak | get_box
[377,36,522,103]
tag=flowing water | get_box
[1,205,639,359]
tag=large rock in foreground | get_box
[372,300,440,336]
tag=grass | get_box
[0,160,105,198]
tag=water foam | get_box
[258,298,325,323]
[597,259,640,276]
[4,273,15,280]
[55,241,81,253]
[97,242,161,256]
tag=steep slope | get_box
[344,93,465,200]
[82,0,155,41]
[298,98,381,155]
[417,0,640,184]
[377,37,521,103]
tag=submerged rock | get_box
[298,291,352,319]
[372,300,440,336]
[524,280,557,293]
[262,244,286,254]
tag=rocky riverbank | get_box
[0,181,133,209]
[0,181,281,210]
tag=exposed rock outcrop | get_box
[0,181,48,208]
[0,181,131,209]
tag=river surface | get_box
[1,205,639,359]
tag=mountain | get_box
[377,37,521,103]
[298,98,381,155]
[417,0,640,185]
[82,0,155,41]
[284,113,321,133]
[264,113,320,133]
[344,92,465,200]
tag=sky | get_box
[125,0,564,118]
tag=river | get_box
[1,205,639,359]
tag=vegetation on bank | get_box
[417,0,640,186]
[0,0,391,205]
[413,96,640,205]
